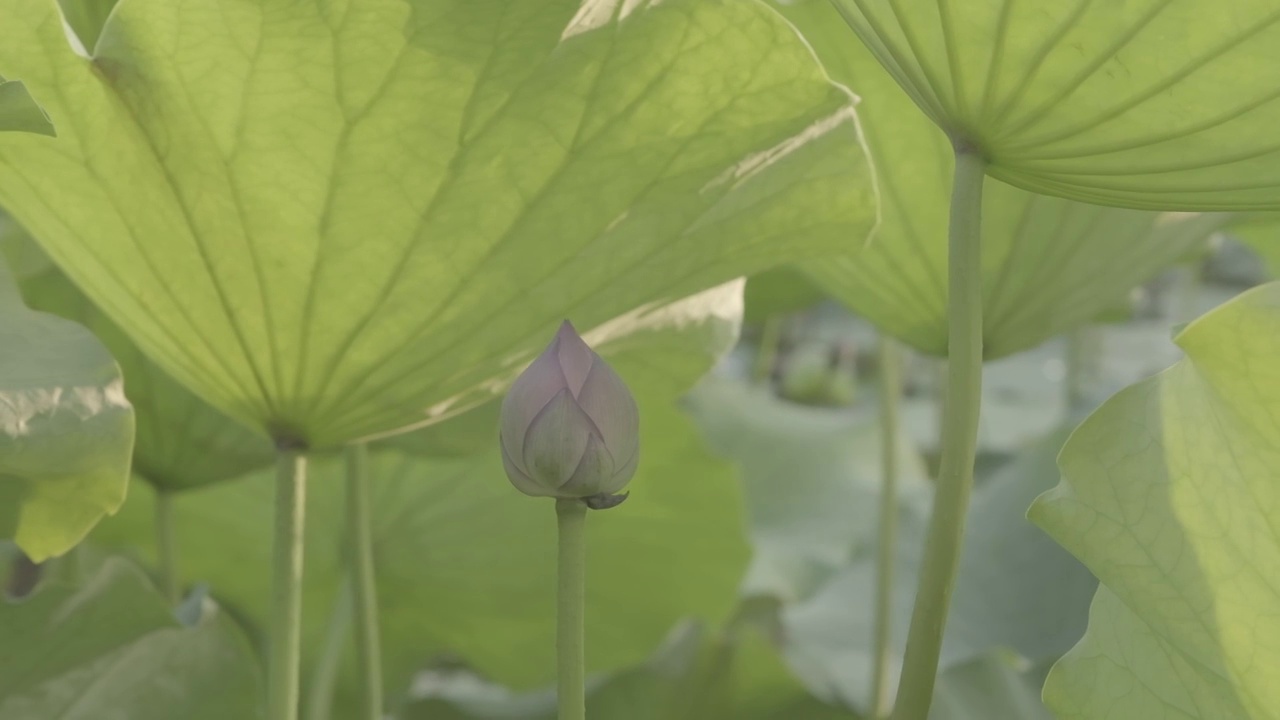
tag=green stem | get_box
[556,499,588,720]
[891,148,986,720]
[305,577,354,720]
[753,314,783,385]
[155,490,180,605]
[871,336,902,720]
[269,450,308,720]
[346,443,384,720]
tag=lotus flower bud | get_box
[500,321,639,506]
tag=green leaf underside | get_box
[775,0,1230,358]
[0,0,874,448]
[91,399,749,698]
[5,237,275,492]
[0,558,261,719]
[1031,281,1280,718]
[0,77,52,137]
[0,259,133,561]
[829,0,1280,210]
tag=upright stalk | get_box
[753,314,783,384]
[269,450,308,720]
[346,443,384,720]
[155,490,180,604]
[306,577,354,720]
[891,148,986,720]
[871,337,902,719]
[555,499,588,720]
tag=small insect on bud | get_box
[499,321,639,507]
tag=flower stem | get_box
[871,336,902,719]
[891,147,985,720]
[555,498,588,720]
[346,443,384,720]
[305,577,353,720]
[155,490,180,605]
[269,450,308,720]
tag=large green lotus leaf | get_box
[743,267,828,323]
[0,0,875,449]
[0,76,51,136]
[775,0,1231,358]
[0,259,133,561]
[91,401,749,697]
[1030,282,1280,718]
[0,557,261,719]
[1,232,275,491]
[824,0,1280,209]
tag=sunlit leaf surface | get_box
[1032,282,1280,718]
[2,236,275,491]
[776,0,1231,357]
[826,0,1280,209]
[0,259,132,561]
[0,0,875,447]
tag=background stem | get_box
[891,148,986,720]
[155,490,180,604]
[305,577,354,720]
[752,314,783,384]
[269,451,308,720]
[871,336,902,719]
[555,499,588,720]
[346,443,384,720]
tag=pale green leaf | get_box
[826,0,1280,209]
[3,237,275,491]
[775,0,1230,357]
[929,652,1051,720]
[57,0,118,52]
[0,557,261,719]
[1031,282,1280,718]
[0,77,51,137]
[0,259,133,561]
[0,0,874,448]
[685,375,931,601]
[782,428,1092,712]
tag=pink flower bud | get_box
[500,321,639,504]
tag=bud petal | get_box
[500,343,571,463]
[554,321,596,396]
[501,442,555,498]
[522,388,596,489]
[500,320,641,502]
[574,360,639,470]
[559,433,616,497]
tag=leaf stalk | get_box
[891,148,985,720]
